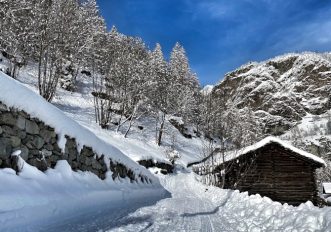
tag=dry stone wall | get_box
[0,101,149,182]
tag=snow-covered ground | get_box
[14,61,206,166]
[110,171,331,232]
[282,112,331,143]
[1,58,331,231]
[0,71,155,179]
[2,162,331,232]
[0,160,168,232]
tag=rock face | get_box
[0,101,147,182]
[213,52,331,135]
[138,159,174,175]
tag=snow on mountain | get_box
[201,85,214,95]
[1,52,331,231]
[214,52,331,135]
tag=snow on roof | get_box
[0,72,156,182]
[323,183,331,194]
[226,136,326,166]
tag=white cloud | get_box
[197,2,229,19]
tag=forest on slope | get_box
[1,0,331,183]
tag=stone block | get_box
[27,136,44,150]
[44,144,54,151]
[1,125,14,135]
[0,137,12,160]
[28,158,48,172]
[19,146,29,161]
[49,155,59,163]
[0,113,16,126]
[85,157,92,166]
[16,116,26,130]
[18,130,26,139]
[40,129,54,143]
[10,136,21,147]
[81,146,94,157]
[25,120,40,135]
[92,159,101,169]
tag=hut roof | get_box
[225,136,325,167]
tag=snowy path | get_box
[1,166,331,232]
[39,171,230,232]
[108,171,229,232]
[108,171,331,232]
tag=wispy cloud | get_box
[98,0,331,84]
[195,2,229,19]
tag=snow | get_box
[0,159,168,231]
[2,163,331,231]
[323,183,331,194]
[11,150,22,157]
[109,172,331,232]
[226,136,326,166]
[0,71,155,181]
[6,61,206,167]
[201,85,214,95]
[53,93,205,166]
[1,57,330,231]
[200,136,326,167]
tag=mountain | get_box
[213,52,331,135]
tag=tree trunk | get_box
[221,147,226,189]
[157,112,165,146]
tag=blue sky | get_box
[96,0,331,86]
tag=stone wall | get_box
[138,159,173,175]
[0,101,150,183]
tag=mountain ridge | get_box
[213,51,331,135]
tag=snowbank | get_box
[0,159,168,231]
[195,174,331,232]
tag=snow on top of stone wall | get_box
[0,72,157,183]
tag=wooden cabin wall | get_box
[223,143,319,205]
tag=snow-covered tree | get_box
[148,43,172,145]
[0,1,35,78]
[169,42,200,122]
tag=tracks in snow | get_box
[109,172,229,232]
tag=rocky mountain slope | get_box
[213,52,331,135]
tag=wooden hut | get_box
[215,137,325,206]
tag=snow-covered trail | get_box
[2,165,331,232]
[0,162,169,232]
[40,191,168,232]
[42,170,229,232]
[108,171,331,232]
[108,171,230,232]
